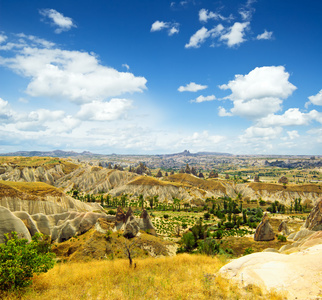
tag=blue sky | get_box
[1,0,322,155]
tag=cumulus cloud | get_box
[242,126,283,140]
[0,37,147,104]
[190,95,216,103]
[199,9,233,23]
[0,98,14,122]
[178,82,208,92]
[151,21,179,36]
[218,107,233,117]
[39,9,77,33]
[257,30,273,40]
[287,130,300,140]
[257,108,322,127]
[76,99,133,121]
[219,66,297,119]
[306,89,322,107]
[219,22,249,47]
[185,25,224,48]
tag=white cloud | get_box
[151,21,179,36]
[0,41,147,104]
[176,131,225,148]
[39,9,76,34]
[257,30,273,40]
[169,27,179,35]
[0,34,7,44]
[185,27,210,48]
[178,82,208,92]
[199,9,233,23]
[287,130,299,140]
[190,95,216,103]
[122,64,130,70]
[238,0,256,21]
[219,22,249,47]
[219,66,297,119]
[185,25,224,48]
[307,89,322,107]
[76,99,133,121]
[151,21,168,32]
[0,98,14,122]
[257,108,322,127]
[220,66,296,101]
[218,107,233,117]
[242,126,283,140]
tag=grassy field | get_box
[2,254,284,300]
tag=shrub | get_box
[0,232,55,291]
[163,214,169,219]
[243,247,254,256]
[107,209,116,215]
[203,212,211,220]
[277,234,287,242]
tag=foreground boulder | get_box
[254,213,275,241]
[219,244,322,299]
[304,198,322,231]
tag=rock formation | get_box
[139,209,157,236]
[254,213,275,241]
[115,206,126,230]
[278,220,290,236]
[184,164,191,174]
[0,206,31,243]
[123,215,140,238]
[208,170,218,178]
[278,176,288,184]
[304,198,322,231]
[155,169,163,178]
[254,174,260,182]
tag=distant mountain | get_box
[161,150,232,157]
[0,150,99,157]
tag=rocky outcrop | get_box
[278,220,290,236]
[115,207,126,230]
[304,198,322,231]
[138,209,157,236]
[254,213,275,241]
[9,210,115,243]
[0,195,102,215]
[123,215,140,238]
[0,206,31,243]
[219,244,322,299]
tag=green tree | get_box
[0,232,55,291]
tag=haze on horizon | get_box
[1,0,322,155]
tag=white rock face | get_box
[219,244,322,299]
[0,195,102,215]
[0,206,31,243]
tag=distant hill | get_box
[0,150,98,157]
[161,150,232,157]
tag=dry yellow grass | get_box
[0,180,64,199]
[3,254,284,300]
[248,182,322,194]
[0,156,79,174]
[167,174,227,193]
[128,175,180,187]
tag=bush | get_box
[163,214,169,219]
[0,232,55,291]
[203,212,211,220]
[243,247,254,256]
[277,234,287,242]
[107,209,116,215]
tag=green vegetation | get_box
[0,232,55,292]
